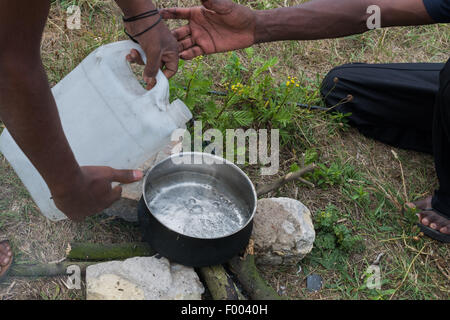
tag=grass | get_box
[0,0,449,300]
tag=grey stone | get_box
[306,274,323,292]
[103,197,139,222]
[86,257,204,300]
[252,197,315,266]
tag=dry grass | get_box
[0,0,449,300]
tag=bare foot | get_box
[407,196,450,235]
[0,241,12,275]
[405,196,432,211]
[419,210,450,235]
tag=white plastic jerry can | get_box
[0,40,192,221]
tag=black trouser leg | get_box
[431,60,450,218]
[320,62,443,154]
[321,61,450,219]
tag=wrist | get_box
[124,13,161,37]
[254,9,278,44]
[48,164,83,199]
[116,0,156,18]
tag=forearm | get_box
[254,0,434,43]
[0,59,81,196]
[0,0,81,196]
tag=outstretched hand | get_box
[159,0,256,60]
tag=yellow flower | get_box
[286,81,291,86]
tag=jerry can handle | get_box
[96,40,170,110]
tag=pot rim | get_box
[142,152,257,240]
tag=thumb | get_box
[143,56,161,90]
[111,169,143,184]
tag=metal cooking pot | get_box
[138,152,257,267]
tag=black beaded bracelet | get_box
[122,9,159,22]
[124,15,162,43]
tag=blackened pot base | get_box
[137,197,253,267]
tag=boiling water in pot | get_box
[145,171,251,239]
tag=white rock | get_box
[86,257,204,300]
[252,197,315,265]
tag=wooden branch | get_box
[10,262,96,277]
[12,243,279,301]
[67,242,248,300]
[256,164,317,197]
[198,265,246,300]
[297,177,315,188]
[228,255,286,300]
[67,242,156,261]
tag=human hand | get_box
[124,15,179,89]
[52,166,143,221]
[159,0,256,60]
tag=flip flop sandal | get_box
[418,209,450,243]
[0,240,13,282]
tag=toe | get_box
[0,242,12,266]
[1,255,9,266]
[419,211,450,235]
[419,215,430,226]
[439,225,449,235]
[0,245,8,257]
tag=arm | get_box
[161,0,435,59]
[0,1,141,221]
[254,0,434,43]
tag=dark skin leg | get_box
[406,197,450,235]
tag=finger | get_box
[109,185,123,203]
[159,7,192,20]
[111,169,143,184]
[143,57,162,90]
[126,49,145,65]
[178,37,195,52]
[162,52,179,79]
[180,46,205,60]
[172,25,191,41]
